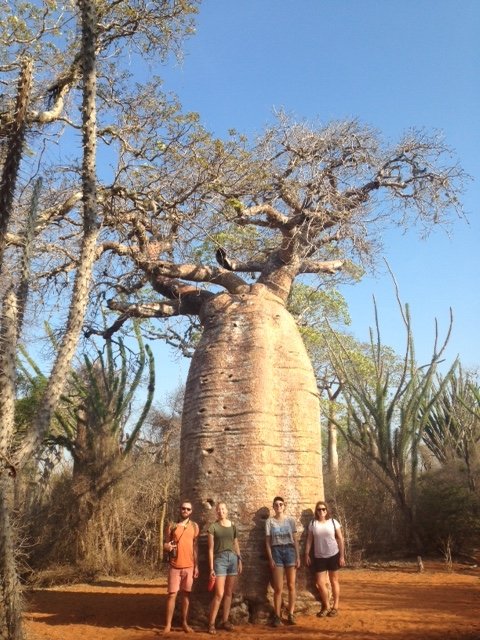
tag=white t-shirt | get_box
[309,518,340,558]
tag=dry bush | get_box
[22,468,78,570]
[328,455,409,560]
[23,441,179,578]
[416,464,480,560]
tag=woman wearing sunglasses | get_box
[265,496,300,627]
[305,500,345,617]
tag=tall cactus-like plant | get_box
[328,298,456,550]
[42,328,155,566]
[23,0,100,464]
[0,289,23,640]
[422,367,480,491]
[15,178,41,334]
[0,59,39,640]
[0,56,33,272]
[56,330,155,456]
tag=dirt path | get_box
[25,564,480,640]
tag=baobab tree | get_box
[94,115,466,616]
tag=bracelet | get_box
[237,555,242,561]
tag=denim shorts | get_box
[271,544,296,568]
[214,550,238,577]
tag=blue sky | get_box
[146,0,479,398]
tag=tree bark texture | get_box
[327,413,339,489]
[0,57,33,272]
[0,476,23,640]
[0,291,24,640]
[0,290,17,458]
[181,284,323,617]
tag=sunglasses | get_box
[316,507,327,511]
[181,507,192,511]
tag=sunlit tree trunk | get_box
[0,57,36,640]
[327,385,342,490]
[21,0,100,463]
[157,500,167,564]
[0,291,23,640]
[0,57,33,271]
[181,284,323,620]
[328,414,339,487]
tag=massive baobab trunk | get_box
[181,284,322,619]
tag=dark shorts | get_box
[313,552,340,572]
[271,544,297,568]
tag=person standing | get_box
[207,502,242,634]
[305,500,345,618]
[163,500,199,634]
[265,496,300,627]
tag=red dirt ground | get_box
[24,562,480,640]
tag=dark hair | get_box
[314,500,331,520]
[272,496,285,505]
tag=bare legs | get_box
[181,592,193,631]
[164,592,177,633]
[285,566,297,614]
[271,567,284,617]
[315,570,330,612]
[329,569,340,609]
[315,570,340,611]
[272,566,297,617]
[164,591,192,634]
[208,575,236,628]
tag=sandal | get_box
[328,608,338,617]
[316,608,329,618]
[221,621,234,631]
[208,625,216,635]
[272,615,283,627]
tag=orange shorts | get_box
[167,566,194,593]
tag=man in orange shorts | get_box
[164,500,199,634]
